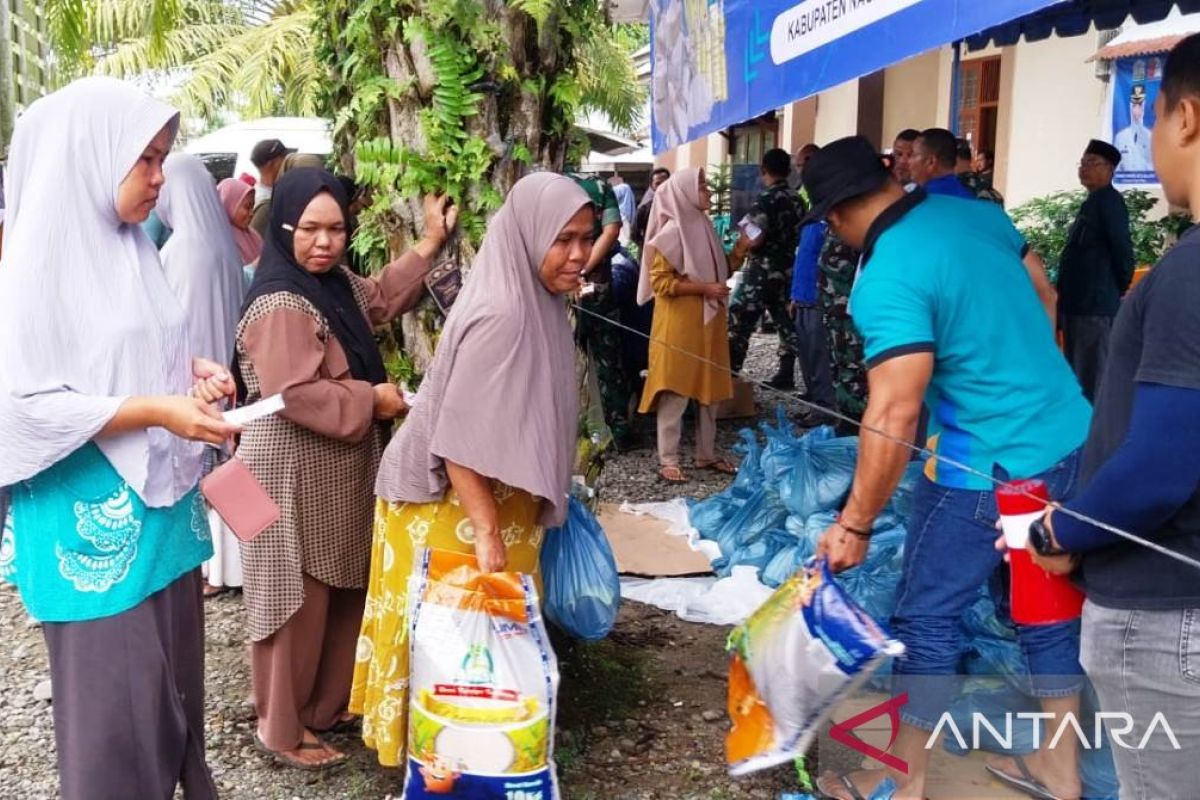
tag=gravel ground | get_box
[0,335,816,800]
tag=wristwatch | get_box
[1028,517,1067,556]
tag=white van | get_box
[185,117,332,182]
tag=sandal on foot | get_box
[816,774,899,800]
[658,465,687,484]
[696,458,738,475]
[253,732,346,771]
[985,754,1062,800]
[314,713,360,735]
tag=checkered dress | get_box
[235,282,386,641]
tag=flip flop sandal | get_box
[314,714,361,735]
[253,732,346,771]
[658,466,688,484]
[697,459,738,475]
[815,775,902,800]
[985,755,1062,800]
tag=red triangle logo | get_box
[828,692,909,774]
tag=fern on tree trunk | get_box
[314,0,635,378]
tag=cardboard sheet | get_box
[598,503,713,577]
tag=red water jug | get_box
[996,479,1084,626]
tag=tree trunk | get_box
[319,1,583,375]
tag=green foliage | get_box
[46,0,322,120]
[510,0,554,30]
[317,0,644,275]
[1012,188,1177,282]
[706,162,733,216]
[1010,190,1084,279]
[1123,189,1166,268]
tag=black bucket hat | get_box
[801,136,892,224]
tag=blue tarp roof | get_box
[650,0,1200,154]
[968,0,1200,48]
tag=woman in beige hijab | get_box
[637,167,737,483]
[352,173,593,767]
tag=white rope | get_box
[571,302,1200,573]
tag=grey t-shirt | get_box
[1077,224,1200,609]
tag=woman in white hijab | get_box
[158,152,247,368]
[0,77,238,800]
[157,152,248,596]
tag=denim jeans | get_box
[891,450,1085,730]
[1082,601,1200,799]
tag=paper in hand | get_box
[224,394,285,426]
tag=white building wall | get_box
[813,79,860,144]
[882,49,948,139]
[1000,32,1109,207]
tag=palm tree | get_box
[46,0,321,120]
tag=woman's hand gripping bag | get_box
[540,497,620,640]
[725,558,904,775]
[404,549,560,799]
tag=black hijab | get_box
[242,167,387,390]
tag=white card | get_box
[224,394,285,426]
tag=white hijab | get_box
[158,153,246,366]
[0,77,202,508]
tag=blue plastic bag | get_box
[778,430,859,518]
[759,406,805,484]
[540,497,620,640]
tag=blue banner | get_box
[1111,55,1162,185]
[650,0,1059,153]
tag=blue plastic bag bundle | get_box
[832,523,905,625]
[540,497,621,640]
[708,487,789,576]
[961,590,1030,683]
[690,429,765,543]
[779,429,859,518]
[759,407,807,484]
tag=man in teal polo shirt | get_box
[804,137,1092,800]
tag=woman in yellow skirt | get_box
[351,173,595,766]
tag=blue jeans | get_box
[891,450,1085,730]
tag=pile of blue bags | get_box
[688,411,1118,799]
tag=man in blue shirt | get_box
[802,137,1092,800]
[913,127,1059,325]
[789,219,835,424]
[909,127,976,200]
[1028,35,1200,799]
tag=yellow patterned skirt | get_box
[349,484,545,767]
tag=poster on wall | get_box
[1110,56,1162,186]
[648,0,1059,154]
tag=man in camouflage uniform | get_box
[956,142,1006,206]
[817,230,868,428]
[727,148,806,387]
[570,173,634,447]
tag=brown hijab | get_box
[374,173,591,527]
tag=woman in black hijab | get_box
[233,167,456,769]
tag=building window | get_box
[957,56,1001,153]
[730,114,779,165]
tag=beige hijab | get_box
[375,173,591,528]
[637,167,728,323]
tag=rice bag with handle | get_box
[726,557,904,776]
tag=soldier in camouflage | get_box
[818,230,868,427]
[570,174,635,448]
[727,148,806,387]
[959,170,1006,206]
